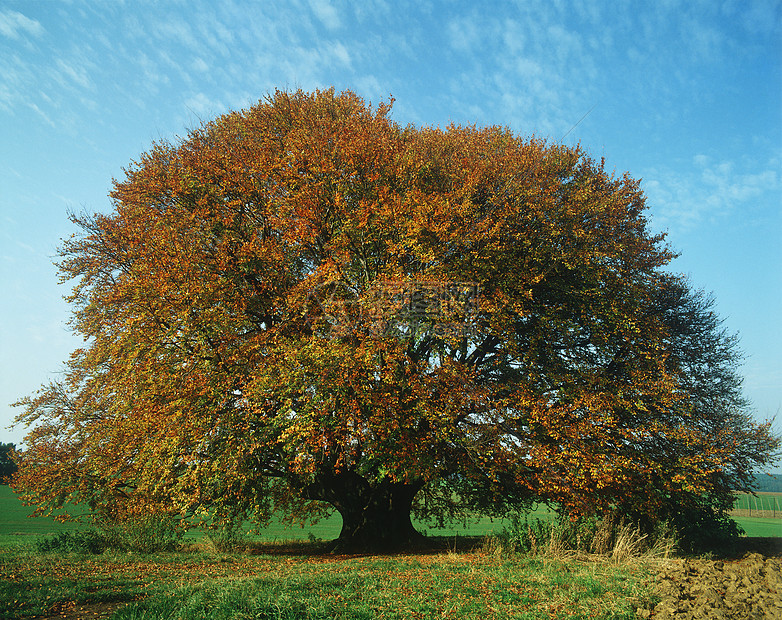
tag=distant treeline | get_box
[753,473,782,493]
[0,443,17,483]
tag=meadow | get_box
[0,486,550,547]
[0,486,779,619]
[731,491,782,519]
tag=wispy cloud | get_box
[436,0,776,138]
[309,0,341,31]
[154,19,199,51]
[191,57,209,73]
[184,92,227,120]
[446,16,480,53]
[0,10,44,40]
[28,102,56,128]
[443,9,600,135]
[55,58,93,90]
[643,154,781,232]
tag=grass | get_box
[2,484,778,547]
[0,487,658,619]
[0,542,656,619]
[733,516,782,538]
[729,491,782,535]
[0,485,80,538]
[3,485,779,543]
[2,485,778,619]
[731,491,782,517]
[0,485,548,547]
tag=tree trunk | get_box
[302,471,426,552]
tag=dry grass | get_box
[480,514,677,566]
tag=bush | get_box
[35,514,184,554]
[485,514,588,556]
[202,518,250,553]
[98,513,184,553]
[36,530,107,554]
[667,505,742,555]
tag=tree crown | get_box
[13,89,780,549]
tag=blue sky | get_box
[1,0,780,463]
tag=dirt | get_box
[637,545,782,619]
[35,601,125,620]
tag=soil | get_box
[36,601,125,620]
[637,539,782,619]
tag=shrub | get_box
[667,504,742,555]
[98,513,184,553]
[35,514,184,554]
[36,530,107,554]
[202,518,250,553]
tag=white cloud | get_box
[28,102,56,128]
[55,58,92,90]
[643,155,782,232]
[695,154,779,207]
[192,57,209,73]
[447,16,481,53]
[309,0,341,31]
[352,1,392,24]
[184,92,226,119]
[328,41,352,69]
[194,12,235,57]
[354,75,385,103]
[438,8,607,136]
[0,10,44,40]
[155,19,199,51]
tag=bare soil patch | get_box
[638,547,781,619]
[34,601,126,620]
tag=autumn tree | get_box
[13,89,780,551]
[619,277,780,550]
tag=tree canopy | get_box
[13,89,780,551]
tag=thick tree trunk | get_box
[302,471,426,552]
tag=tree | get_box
[0,443,17,483]
[13,89,780,551]
[621,278,781,550]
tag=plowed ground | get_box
[638,539,782,619]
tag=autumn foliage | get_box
[13,89,780,551]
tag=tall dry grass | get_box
[480,513,677,564]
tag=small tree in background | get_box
[12,89,780,551]
[0,443,17,484]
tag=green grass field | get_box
[730,492,782,537]
[732,491,782,515]
[2,485,779,545]
[0,485,80,537]
[2,485,779,619]
[0,540,656,619]
[733,516,782,538]
[0,485,546,546]
[0,487,656,619]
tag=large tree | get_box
[13,89,779,551]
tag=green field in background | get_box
[732,491,782,514]
[0,485,520,545]
[733,516,782,538]
[2,485,779,546]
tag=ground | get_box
[637,538,782,619]
[7,537,782,619]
